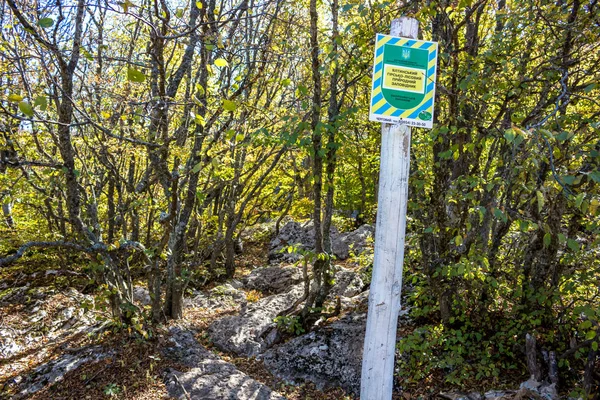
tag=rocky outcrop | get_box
[164,327,286,400]
[268,221,374,263]
[185,283,247,311]
[438,378,559,400]
[329,268,365,299]
[268,221,316,263]
[262,312,366,395]
[133,286,151,306]
[207,285,304,357]
[15,346,111,399]
[242,266,303,294]
[339,224,374,256]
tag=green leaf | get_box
[38,18,54,28]
[560,175,575,185]
[194,114,206,126]
[119,0,133,12]
[19,101,34,117]
[567,238,580,252]
[536,191,545,213]
[214,58,228,67]
[127,67,146,83]
[593,341,598,351]
[584,83,597,93]
[8,94,23,102]
[586,330,596,341]
[191,163,202,173]
[34,96,48,111]
[81,48,94,61]
[543,233,551,248]
[588,171,600,183]
[504,129,515,143]
[438,149,453,159]
[175,8,184,18]
[223,99,237,111]
[196,1,203,9]
[556,131,570,142]
[518,220,529,232]
[493,208,507,223]
[575,193,585,208]
[281,78,291,87]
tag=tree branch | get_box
[0,241,93,268]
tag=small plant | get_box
[274,315,305,335]
[103,383,121,397]
[246,289,262,303]
[212,285,228,296]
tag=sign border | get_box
[369,33,438,128]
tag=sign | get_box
[369,34,438,128]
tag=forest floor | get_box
[0,224,532,400]
[0,232,356,399]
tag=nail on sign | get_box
[369,34,438,128]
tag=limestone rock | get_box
[483,390,515,400]
[440,392,483,400]
[133,286,151,306]
[329,268,365,299]
[339,224,374,256]
[243,266,303,294]
[262,312,366,395]
[16,346,111,399]
[268,221,315,263]
[207,285,304,356]
[268,221,374,263]
[186,283,247,311]
[164,327,286,400]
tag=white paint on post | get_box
[360,17,419,400]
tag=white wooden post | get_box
[360,17,419,400]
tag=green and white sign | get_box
[369,34,438,128]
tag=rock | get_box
[268,221,314,263]
[0,329,22,359]
[520,378,542,391]
[440,392,482,400]
[16,346,111,398]
[229,279,244,290]
[483,390,515,400]
[340,224,374,256]
[207,285,304,356]
[338,290,370,312]
[243,266,303,294]
[329,268,364,298]
[539,383,558,400]
[166,362,286,400]
[517,379,558,400]
[163,326,218,367]
[268,221,374,263]
[186,283,247,311]
[60,307,75,320]
[330,232,350,261]
[164,327,286,400]
[262,312,366,395]
[29,309,47,323]
[133,286,151,306]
